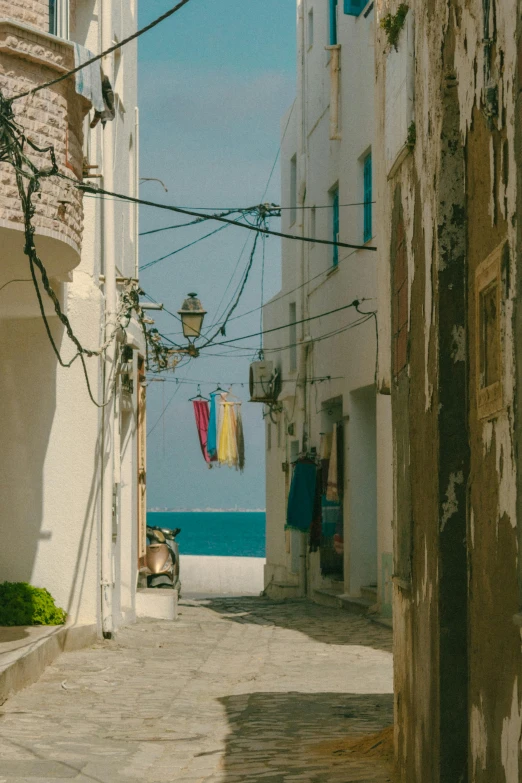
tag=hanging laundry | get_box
[319,432,332,496]
[326,423,339,502]
[207,391,222,461]
[73,43,104,113]
[217,402,239,467]
[90,75,116,128]
[192,399,211,464]
[309,465,323,552]
[286,459,317,533]
[321,497,342,538]
[236,404,245,472]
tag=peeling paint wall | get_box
[375,0,522,779]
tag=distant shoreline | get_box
[148,508,266,514]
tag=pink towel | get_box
[193,400,211,463]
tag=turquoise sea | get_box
[146,511,266,558]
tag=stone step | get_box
[312,586,344,609]
[136,586,179,621]
[360,584,378,604]
[338,594,374,616]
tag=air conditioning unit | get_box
[249,361,280,403]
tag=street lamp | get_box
[178,293,207,341]
[141,293,207,370]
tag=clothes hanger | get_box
[189,384,209,402]
[225,387,242,403]
[210,384,227,395]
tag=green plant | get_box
[0,582,67,626]
[406,121,416,150]
[381,4,409,51]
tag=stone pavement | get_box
[0,597,394,782]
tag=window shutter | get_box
[344,0,367,17]
[329,0,338,45]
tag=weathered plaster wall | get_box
[376,0,521,779]
[0,0,142,634]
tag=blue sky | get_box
[138,0,296,509]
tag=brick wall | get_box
[0,20,85,255]
[0,1,50,32]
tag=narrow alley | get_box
[0,599,393,783]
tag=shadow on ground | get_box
[183,596,392,651]
[216,691,395,783]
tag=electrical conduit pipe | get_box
[100,0,117,639]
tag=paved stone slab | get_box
[0,597,394,782]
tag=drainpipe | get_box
[296,0,309,597]
[326,45,341,140]
[100,0,116,639]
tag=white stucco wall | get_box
[263,0,393,613]
[0,0,142,633]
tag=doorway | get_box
[347,386,377,596]
[319,398,344,583]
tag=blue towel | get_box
[321,498,342,537]
[286,461,317,532]
[73,43,104,112]
[207,392,220,459]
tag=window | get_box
[49,0,70,38]
[329,0,338,45]
[331,186,340,266]
[289,155,297,225]
[289,303,297,372]
[308,8,314,48]
[363,152,372,243]
[344,0,367,15]
[310,206,316,246]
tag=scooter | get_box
[139,525,181,590]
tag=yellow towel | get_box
[217,402,238,467]
[320,432,333,461]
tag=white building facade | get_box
[0,0,145,639]
[263,0,393,618]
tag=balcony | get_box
[0,5,91,298]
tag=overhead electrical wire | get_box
[207,232,254,334]
[140,223,230,271]
[160,245,372,338]
[198,314,375,358]
[74,182,377,251]
[155,375,345,386]
[139,207,246,237]
[147,378,184,437]
[11,0,193,101]
[200,230,262,348]
[260,100,296,202]
[0,93,143,407]
[205,299,372,348]
[141,291,184,324]
[138,201,375,219]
